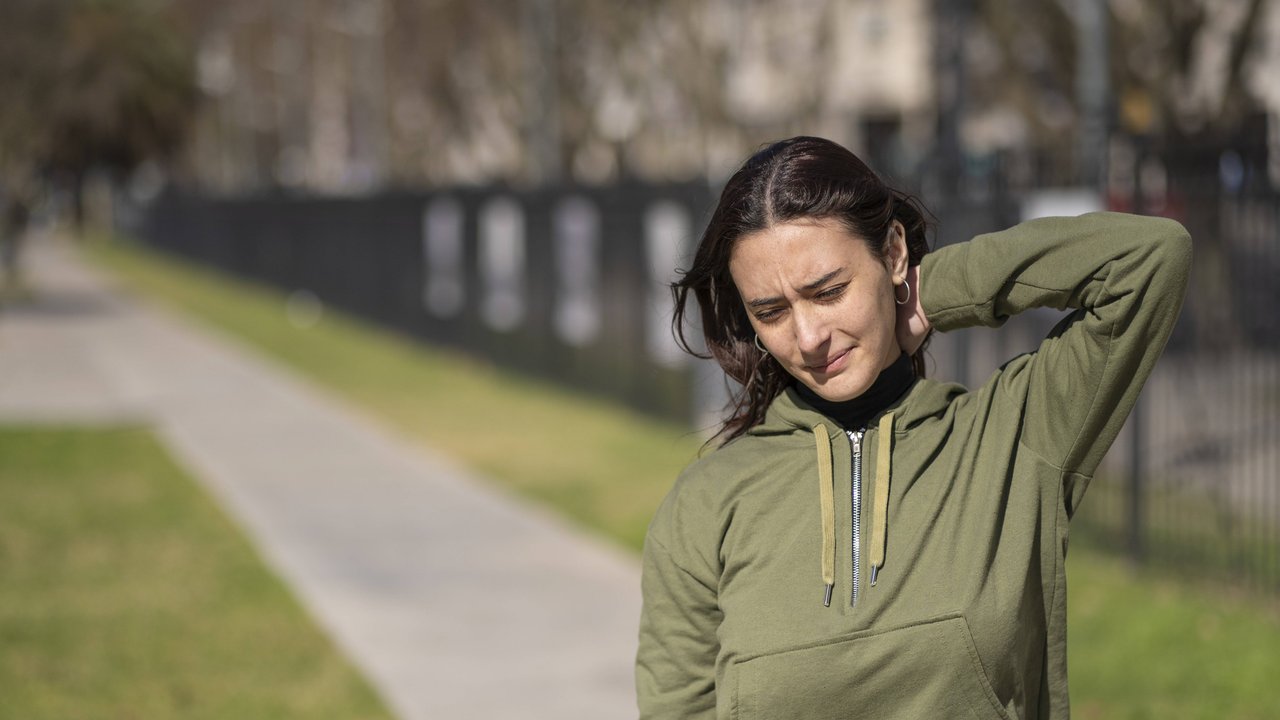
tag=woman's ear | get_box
[887,220,909,282]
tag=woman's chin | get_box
[800,369,876,403]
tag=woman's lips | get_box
[806,348,850,375]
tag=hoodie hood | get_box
[748,374,962,439]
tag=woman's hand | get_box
[896,264,931,355]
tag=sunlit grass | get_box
[1067,543,1280,720]
[86,236,1280,719]
[0,426,392,719]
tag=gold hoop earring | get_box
[894,279,911,306]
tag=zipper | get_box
[847,428,864,607]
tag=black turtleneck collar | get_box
[794,352,916,431]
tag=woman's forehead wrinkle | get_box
[742,265,844,308]
[734,230,850,305]
[740,263,795,307]
[800,268,844,290]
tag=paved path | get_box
[0,234,643,719]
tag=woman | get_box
[636,136,1191,719]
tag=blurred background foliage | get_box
[0,0,196,221]
[0,0,1276,202]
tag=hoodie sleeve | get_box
[636,483,722,719]
[918,212,1192,498]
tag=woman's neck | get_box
[794,352,915,431]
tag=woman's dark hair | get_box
[672,136,933,443]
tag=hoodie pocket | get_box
[733,613,1013,720]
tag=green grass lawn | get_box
[1066,544,1280,720]
[0,426,392,719]
[85,236,1280,719]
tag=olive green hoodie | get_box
[637,212,1192,719]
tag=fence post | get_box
[1126,396,1145,564]
[1125,143,1147,567]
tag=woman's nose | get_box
[792,307,831,355]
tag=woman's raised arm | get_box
[918,212,1192,508]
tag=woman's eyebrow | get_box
[745,268,845,308]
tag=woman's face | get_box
[730,217,908,402]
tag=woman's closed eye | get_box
[754,286,845,321]
[755,307,785,322]
[815,284,846,301]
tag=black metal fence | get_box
[132,162,1279,593]
[1078,156,1280,594]
[136,182,714,421]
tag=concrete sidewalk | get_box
[0,234,643,719]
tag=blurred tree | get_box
[1110,0,1268,143]
[965,0,1077,174]
[180,0,932,190]
[0,0,197,226]
[0,1,63,193]
[967,0,1269,176]
[366,0,847,187]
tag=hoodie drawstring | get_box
[870,411,894,585]
[813,424,836,607]
[814,411,894,606]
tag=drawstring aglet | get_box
[823,584,833,607]
[870,565,880,586]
